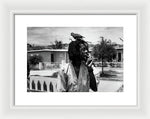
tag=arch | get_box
[37,81,41,90]
[49,82,54,92]
[43,81,47,91]
[32,80,35,90]
[27,79,30,89]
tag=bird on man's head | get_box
[71,32,85,41]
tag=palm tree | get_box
[52,40,63,49]
[92,36,116,76]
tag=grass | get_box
[100,70,119,77]
[97,69,123,81]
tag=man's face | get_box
[79,43,89,61]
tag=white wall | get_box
[0,0,150,119]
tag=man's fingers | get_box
[88,60,93,67]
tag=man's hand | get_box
[86,57,93,67]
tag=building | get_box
[114,44,123,62]
[27,43,123,70]
[28,49,69,69]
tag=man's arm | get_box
[87,66,97,92]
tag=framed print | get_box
[11,11,139,109]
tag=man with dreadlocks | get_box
[57,32,97,92]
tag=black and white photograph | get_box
[27,27,124,92]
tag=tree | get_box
[27,43,33,51]
[92,36,116,76]
[28,55,43,66]
[52,40,63,49]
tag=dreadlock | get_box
[68,38,89,65]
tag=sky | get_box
[27,27,123,45]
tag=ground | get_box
[94,67,123,92]
[30,66,123,92]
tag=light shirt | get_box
[57,62,90,92]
